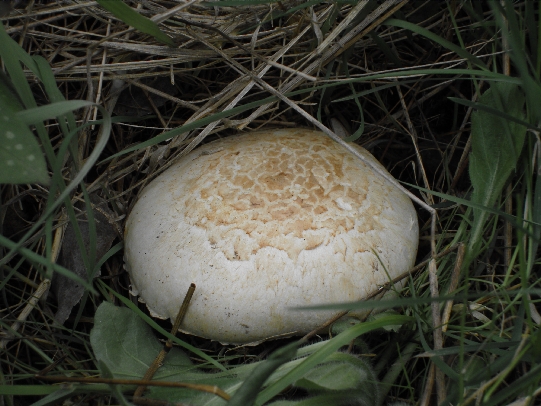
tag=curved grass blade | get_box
[385,18,488,71]
[255,315,411,405]
[95,0,174,47]
[228,343,298,406]
[15,100,94,126]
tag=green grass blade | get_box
[385,18,489,71]
[202,0,280,5]
[103,95,279,160]
[448,96,536,131]
[15,100,94,125]
[0,23,40,109]
[0,234,97,294]
[95,0,174,46]
[106,69,523,161]
[228,342,298,406]
[340,52,364,142]
[255,315,411,405]
[29,386,77,406]
[33,55,79,161]
[0,385,72,396]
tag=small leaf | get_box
[0,72,49,185]
[96,0,174,47]
[468,82,527,256]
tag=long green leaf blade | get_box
[468,82,527,257]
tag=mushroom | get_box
[124,128,418,344]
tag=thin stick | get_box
[134,283,196,398]
[188,18,436,227]
[421,244,465,403]
[36,374,230,401]
[441,243,466,333]
[428,258,446,403]
[175,19,317,82]
[0,219,65,349]
[420,364,436,406]
[395,84,434,205]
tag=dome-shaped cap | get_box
[124,128,418,344]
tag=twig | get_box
[0,219,64,349]
[35,375,230,401]
[420,364,436,406]
[441,243,466,332]
[428,258,446,403]
[134,283,196,398]
[395,84,434,206]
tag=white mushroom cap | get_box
[124,128,418,344]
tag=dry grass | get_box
[1,0,540,405]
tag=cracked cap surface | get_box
[124,128,419,344]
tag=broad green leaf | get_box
[449,96,535,131]
[294,352,379,405]
[97,282,228,372]
[90,302,193,380]
[90,302,236,405]
[468,82,527,257]
[96,0,174,47]
[90,302,391,405]
[0,72,49,185]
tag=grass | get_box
[0,0,540,405]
